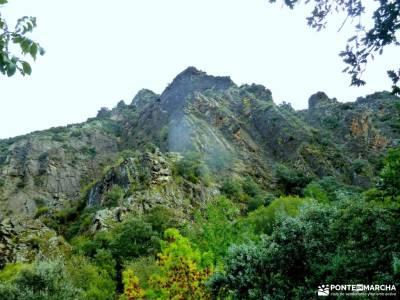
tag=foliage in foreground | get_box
[126,229,213,299]
[209,198,400,299]
[270,0,400,93]
[0,0,44,77]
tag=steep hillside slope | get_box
[0,67,399,219]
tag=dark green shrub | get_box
[378,146,400,198]
[144,206,182,234]
[246,195,267,211]
[55,207,79,224]
[242,177,263,198]
[33,197,46,207]
[72,231,113,258]
[103,186,124,207]
[110,217,159,260]
[97,107,111,119]
[51,134,66,142]
[70,130,82,138]
[34,206,49,218]
[33,176,44,187]
[220,178,242,199]
[245,195,310,234]
[80,146,97,158]
[101,119,123,137]
[67,256,116,300]
[16,179,26,189]
[322,116,339,129]
[174,152,210,184]
[276,165,312,195]
[0,154,7,165]
[65,208,97,239]
[0,261,84,300]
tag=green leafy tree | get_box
[147,229,213,299]
[189,196,241,264]
[66,256,116,300]
[121,269,145,300]
[144,206,183,235]
[110,217,159,260]
[245,195,310,234]
[276,164,312,195]
[0,0,44,77]
[379,146,400,199]
[270,0,400,94]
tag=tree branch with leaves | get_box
[0,0,44,77]
[271,0,400,94]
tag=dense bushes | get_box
[103,186,124,207]
[0,258,117,300]
[0,261,84,300]
[208,148,400,298]
[210,198,400,299]
[379,147,400,199]
[110,218,159,260]
[2,145,399,299]
[71,218,159,263]
[188,196,242,264]
[276,164,312,195]
[173,151,210,184]
[66,256,116,300]
[245,195,311,234]
[220,177,272,211]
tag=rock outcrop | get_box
[0,217,70,268]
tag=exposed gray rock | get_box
[0,217,70,268]
[308,91,337,109]
[131,89,160,109]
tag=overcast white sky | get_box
[0,0,397,139]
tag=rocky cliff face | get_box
[0,121,119,216]
[0,67,399,222]
[0,217,70,268]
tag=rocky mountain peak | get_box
[131,89,160,108]
[308,91,337,109]
[239,84,273,102]
[174,66,206,79]
[160,67,235,113]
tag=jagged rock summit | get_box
[308,91,337,109]
[131,89,159,108]
[160,66,235,113]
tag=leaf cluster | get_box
[0,2,44,77]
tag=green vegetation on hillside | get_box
[1,145,399,299]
